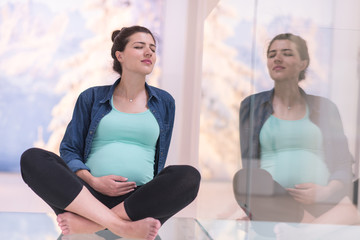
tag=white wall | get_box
[161,0,219,168]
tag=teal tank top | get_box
[85,98,160,185]
[259,107,330,188]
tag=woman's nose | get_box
[274,54,282,63]
[144,48,152,57]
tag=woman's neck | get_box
[273,82,304,110]
[115,73,146,101]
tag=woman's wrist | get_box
[76,169,96,187]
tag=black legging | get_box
[20,148,201,224]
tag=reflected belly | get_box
[261,150,329,188]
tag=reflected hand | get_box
[286,183,329,205]
[91,175,136,197]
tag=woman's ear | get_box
[300,59,309,71]
[116,51,123,62]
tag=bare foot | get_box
[108,217,161,240]
[57,212,104,235]
[58,212,161,240]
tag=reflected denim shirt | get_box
[239,88,353,184]
[60,78,175,176]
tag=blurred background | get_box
[1,0,360,221]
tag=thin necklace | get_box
[121,92,138,103]
[118,86,144,103]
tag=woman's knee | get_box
[20,148,40,182]
[20,148,45,169]
[170,165,201,198]
[20,147,53,182]
[184,165,201,186]
[167,165,201,184]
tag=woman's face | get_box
[267,39,308,83]
[116,32,156,76]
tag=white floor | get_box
[0,172,245,220]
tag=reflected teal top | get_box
[86,97,160,185]
[259,107,330,188]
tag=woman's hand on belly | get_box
[286,183,329,204]
[91,175,137,197]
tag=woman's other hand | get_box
[286,183,329,204]
[91,175,136,196]
[76,169,136,197]
[286,180,343,205]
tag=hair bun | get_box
[111,30,121,42]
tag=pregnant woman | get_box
[21,25,200,240]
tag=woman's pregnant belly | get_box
[86,141,155,185]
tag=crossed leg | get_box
[20,148,161,240]
[56,165,201,236]
[21,148,200,239]
[57,201,130,235]
[274,197,360,240]
[57,187,160,239]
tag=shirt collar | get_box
[262,87,318,114]
[262,87,308,104]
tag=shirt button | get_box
[90,131,93,135]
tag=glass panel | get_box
[200,0,360,236]
[199,219,360,240]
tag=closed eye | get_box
[267,52,276,58]
[267,49,294,58]
[283,50,293,56]
[133,45,156,53]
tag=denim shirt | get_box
[60,78,175,176]
[239,88,353,184]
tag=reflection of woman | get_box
[234,33,358,231]
[21,26,200,240]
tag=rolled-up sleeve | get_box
[60,90,93,173]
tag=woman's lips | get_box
[273,66,284,70]
[141,59,152,64]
